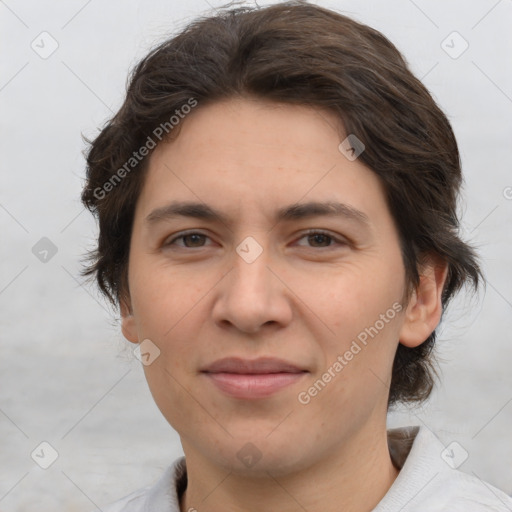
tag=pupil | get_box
[310,234,329,246]
[185,234,203,247]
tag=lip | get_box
[201,357,308,399]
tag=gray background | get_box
[1,0,511,510]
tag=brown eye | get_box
[181,234,207,247]
[295,230,346,249]
[164,232,210,248]
[307,233,333,247]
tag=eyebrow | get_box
[145,200,371,229]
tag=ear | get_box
[120,295,139,344]
[399,255,449,348]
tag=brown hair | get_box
[81,0,482,406]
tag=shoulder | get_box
[374,426,512,512]
[422,469,512,511]
[99,456,186,512]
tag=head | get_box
[81,1,481,474]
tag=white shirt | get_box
[101,426,512,511]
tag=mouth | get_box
[201,357,308,399]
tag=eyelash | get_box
[163,229,348,249]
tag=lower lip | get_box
[203,372,307,399]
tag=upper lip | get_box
[201,357,306,374]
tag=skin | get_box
[121,97,448,512]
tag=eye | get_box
[295,230,347,248]
[164,231,212,248]
[163,229,348,250]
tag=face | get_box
[121,97,429,476]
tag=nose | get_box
[211,242,293,334]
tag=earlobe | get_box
[398,256,449,348]
[120,297,139,344]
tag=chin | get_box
[203,435,316,478]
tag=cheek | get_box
[129,264,213,396]
[130,262,207,338]
[313,261,403,331]
[141,357,197,437]
[313,264,405,381]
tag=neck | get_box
[179,423,399,512]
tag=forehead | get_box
[135,97,388,226]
